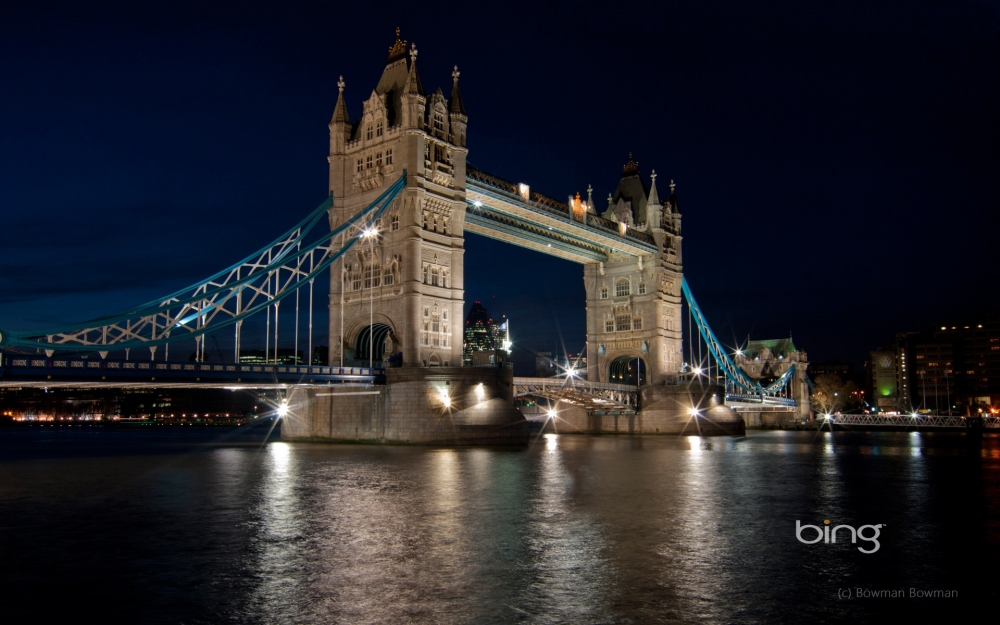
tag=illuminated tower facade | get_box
[328,31,469,367]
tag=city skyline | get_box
[1,1,997,372]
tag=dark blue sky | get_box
[1,0,998,371]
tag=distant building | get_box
[867,314,1000,414]
[238,349,303,365]
[912,313,999,414]
[463,302,508,366]
[734,337,810,418]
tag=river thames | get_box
[0,427,995,624]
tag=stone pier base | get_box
[282,367,529,445]
[540,382,744,436]
[638,383,745,435]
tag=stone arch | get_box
[609,354,647,386]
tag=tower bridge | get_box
[0,31,808,442]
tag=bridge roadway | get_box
[827,414,1000,430]
[0,353,381,389]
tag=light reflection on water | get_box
[0,429,995,623]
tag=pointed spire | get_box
[449,65,466,115]
[331,75,350,125]
[647,169,660,205]
[402,43,424,96]
[669,179,680,215]
[586,184,594,211]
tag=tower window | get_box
[366,155,373,169]
[356,159,363,173]
[423,265,429,284]
[434,114,445,132]
[431,267,440,286]
[390,214,399,231]
[605,320,614,332]
[600,287,608,299]
[352,272,361,291]
[615,314,630,332]
[386,148,393,165]
[615,278,630,297]
[376,121,383,137]
[632,316,643,331]
[638,282,646,295]
[383,266,394,286]
[366,125,373,140]
[376,152,383,167]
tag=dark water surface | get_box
[0,427,996,624]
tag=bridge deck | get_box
[0,354,382,388]
[513,377,639,409]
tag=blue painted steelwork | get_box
[681,277,796,404]
[0,172,407,353]
[0,352,382,385]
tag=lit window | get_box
[600,287,608,299]
[615,279,630,297]
[638,282,646,295]
[386,148,393,165]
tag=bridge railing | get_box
[828,414,1000,429]
[0,353,382,384]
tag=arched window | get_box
[638,282,646,295]
[615,278,630,297]
[600,287,608,299]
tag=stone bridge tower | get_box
[584,156,684,385]
[328,31,468,368]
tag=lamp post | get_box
[360,225,378,369]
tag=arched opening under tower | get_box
[354,323,393,368]
[609,355,647,386]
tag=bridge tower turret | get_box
[328,30,468,368]
[585,157,684,385]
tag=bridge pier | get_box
[638,383,745,435]
[282,367,528,445]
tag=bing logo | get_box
[796,519,883,554]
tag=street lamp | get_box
[360,225,378,369]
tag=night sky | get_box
[2,1,998,374]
